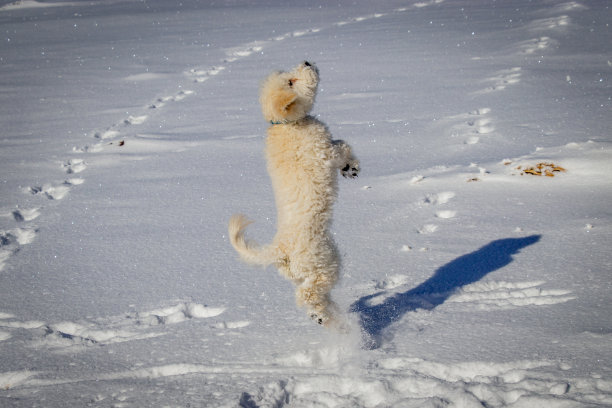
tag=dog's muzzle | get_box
[301,61,319,77]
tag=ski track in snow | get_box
[1,1,605,406]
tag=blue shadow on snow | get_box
[350,235,541,349]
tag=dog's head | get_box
[260,61,319,123]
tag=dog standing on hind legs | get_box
[228,61,360,328]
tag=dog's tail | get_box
[228,214,282,266]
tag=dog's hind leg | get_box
[295,268,339,326]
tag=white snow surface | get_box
[1,0,611,406]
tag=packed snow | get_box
[1,0,611,406]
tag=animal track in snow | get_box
[149,90,194,108]
[435,210,456,219]
[214,320,251,329]
[335,13,386,27]
[225,43,264,61]
[446,280,576,310]
[464,135,480,145]
[544,1,588,14]
[26,178,83,200]
[1,207,40,222]
[123,72,166,82]
[76,90,195,155]
[186,66,226,83]
[0,227,37,271]
[183,1,443,87]
[514,4,582,56]
[93,129,120,140]
[62,158,86,174]
[441,108,495,145]
[529,15,571,31]
[123,114,148,125]
[290,27,321,37]
[0,302,227,351]
[424,191,455,205]
[465,113,495,144]
[43,321,149,347]
[271,27,322,42]
[0,1,75,11]
[0,317,45,330]
[77,89,195,154]
[418,224,439,234]
[423,192,457,219]
[73,143,102,153]
[467,117,495,135]
[517,36,556,55]
[246,355,598,408]
[135,302,225,326]
[27,183,69,200]
[469,107,491,116]
[475,67,522,94]
[4,0,453,297]
[374,274,411,290]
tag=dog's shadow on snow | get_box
[350,235,541,349]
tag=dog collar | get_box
[269,119,301,125]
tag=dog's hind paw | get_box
[341,163,360,179]
[310,312,351,332]
[310,313,325,325]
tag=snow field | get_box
[0,0,611,406]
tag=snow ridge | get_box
[241,356,611,407]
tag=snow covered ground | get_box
[1,0,611,406]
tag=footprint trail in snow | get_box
[2,0,456,276]
[1,1,607,406]
[0,301,229,350]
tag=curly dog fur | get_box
[228,61,359,327]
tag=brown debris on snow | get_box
[513,162,567,177]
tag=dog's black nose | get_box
[304,61,311,67]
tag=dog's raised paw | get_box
[342,163,360,178]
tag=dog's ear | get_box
[272,88,297,117]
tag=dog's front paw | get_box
[341,162,360,179]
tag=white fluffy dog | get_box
[229,61,359,327]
